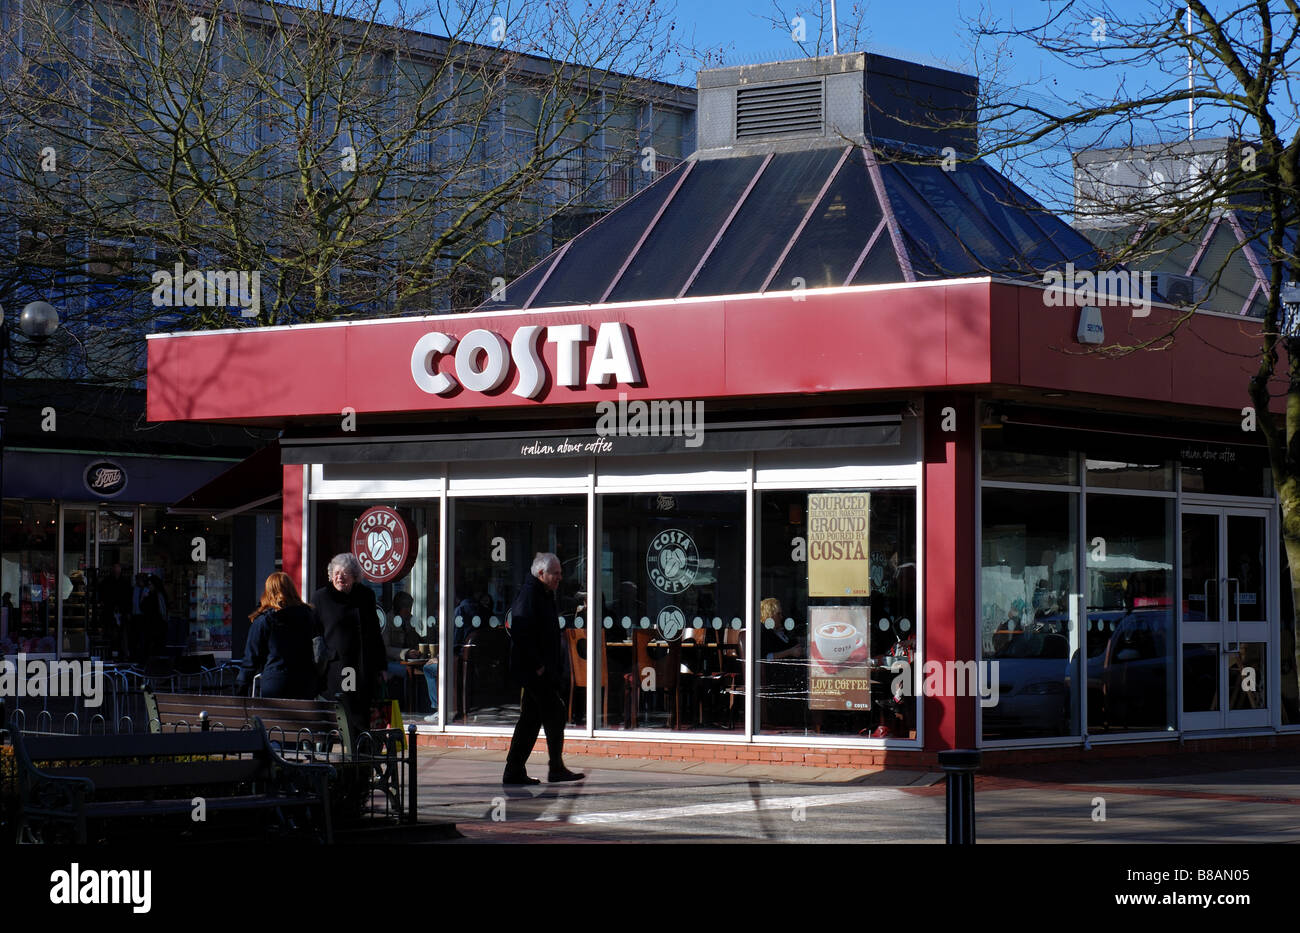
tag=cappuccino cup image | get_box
[814,621,861,663]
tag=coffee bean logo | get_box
[646,529,698,595]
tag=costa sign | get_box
[410,322,642,398]
[351,506,413,584]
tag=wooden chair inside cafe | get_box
[566,627,607,724]
[718,626,745,729]
[622,628,683,729]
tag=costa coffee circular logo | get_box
[83,460,127,497]
[646,529,698,595]
[655,606,686,642]
[351,506,411,584]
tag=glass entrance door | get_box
[58,505,137,658]
[1181,506,1272,729]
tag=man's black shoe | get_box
[502,772,541,785]
[548,767,585,783]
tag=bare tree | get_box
[0,0,699,382]
[751,0,872,59]
[965,2,1300,702]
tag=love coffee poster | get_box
[808,605,873,711]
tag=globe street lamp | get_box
[0,301,61,658]
[0,299,62,443]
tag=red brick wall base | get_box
[414,730,1300,772]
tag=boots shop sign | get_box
[84,460,127,498]
[351,506,413,584]
[410,322,642,398]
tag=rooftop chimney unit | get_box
[695,52,978,159]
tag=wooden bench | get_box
[10,726,334,843]
[144,689,412,823]
[143,689,354,751]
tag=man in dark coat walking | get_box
[312,553,386,744]
[502,552,584,785]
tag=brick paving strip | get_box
[895,775,1300,807]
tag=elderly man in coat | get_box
[502,552,584,785]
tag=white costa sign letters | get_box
[410,322,642,398]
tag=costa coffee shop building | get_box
[145,54,1300,768]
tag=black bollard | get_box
[937,749,980,844]
[406,723,418,825]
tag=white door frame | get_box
[1180,502,1274,730]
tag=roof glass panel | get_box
[888,161,1030,274]
[1192,223,1258,313]
[527,162,687,308]
[877,164,981,278]
[1238,211,1296,272]
[479,253,556,311]
[771,152,882,290]
[848,226,903,285]
[685,146,845,298]
[994,172,1104,267]
[606,155,765,303]
[950,163,1077,270]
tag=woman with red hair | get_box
[237,572,322,699]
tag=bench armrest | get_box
[17,763,95,813]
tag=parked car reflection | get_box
[983,614,1072,738]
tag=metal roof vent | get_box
[735,80,824,139]
[696,53,978,158]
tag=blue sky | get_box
[658,1,1276,212]
[670,0,980,78]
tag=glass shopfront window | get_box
[1,501,58,655]
[314,500,440,719]
[1086,459,1173,492]
[982,448,1077,486]
[1085,494,1175,734]
[758,489,917,738]
[981,488,1078,740]
[598,492,745,732]
[450,496,584,727]
[140,510,233,654]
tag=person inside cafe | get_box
[759,596,806,726]
[382,591,420,697]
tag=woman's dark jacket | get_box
[312,583,385,700]
[507,575,565,689]
[236,604,321,700]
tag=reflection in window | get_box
[758,489,917,738]
[598,492,744,732]
[1085,495,1175,733]
[141,509,232,655]
[450,496,585,727]
[1085,459,1173,491]
[982,448,1078,486]
[1,501,58,654]
[312,500,439,718]
[981,488,1078,739]
[1229,644,1267,711]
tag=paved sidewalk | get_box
[409,746,1300,842]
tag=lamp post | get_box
[0,301,62,654]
